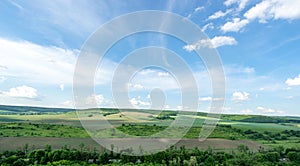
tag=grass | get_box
[0,123,89,138]
[117,124,167,136]
[259,139,300,148]
[220,121,300,132]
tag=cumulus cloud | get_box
[244,0,300,23]
[183,36,237,51]
[0,37,116,86]
[285,74,300,86]
[220,1,300,35]
[256,106,284,114]
[1,85,38,99]
[208,10,232,20]
[0,38,76,85]
[224,0,249,11]
[85,94,109,107]
[221,18,249,32]
[232,91,250,101]
[129,98,150,107]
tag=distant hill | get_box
[0,105,299,123]
[221,114,300,123]
[0,105,74,115]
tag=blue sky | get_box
[0,0,300,116]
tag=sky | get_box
[0,0,300,116]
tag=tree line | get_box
[1,144,300,165]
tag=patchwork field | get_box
[0,105,300,152]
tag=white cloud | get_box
[209,36,237,48]
[285,74,300,86]
[201,23,214,32]
[177,105,183,110]
[232,91,250,101]
[194,6,204,12]
[128,83,144,90]
[199,97,212,101]
[0,37,115,86]
[59,84,64,91]
[2,85,38,99]
[221,18,249,32]
[94,94,105,105]
[240,109,253,114]
[244,1,273,23]
[61,100,73,108]
[208,10,232,20]
[0,76,6,83]
[129,98,150,107]
[157,72,170,77]
[183,36,237,51]
[199,97,224,102]
[129,98,138,105]
[244,0,300,23]
[165,105,170,109]
[256,106,284,114]
[85,94,108,107]
[0,38,76,85]
[187,6,205,18]
[224,0,249,11]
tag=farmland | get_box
[1,105,300,165]
[0,105,300,150]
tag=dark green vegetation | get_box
[156,111,178,120]
[1,122,299,142]
[0,123,88,138]
[1,144,300,165]
[117,124,167,136]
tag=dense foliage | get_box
[1,144,300,165]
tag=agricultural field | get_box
[0,105,300,152]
